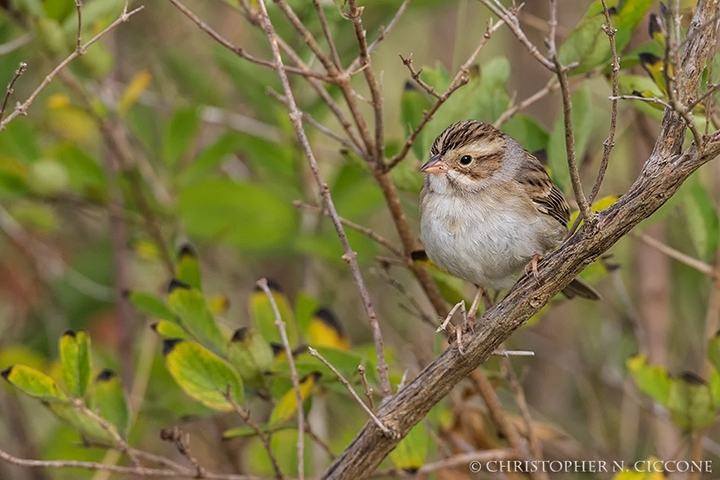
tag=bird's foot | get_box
[524,253,543,284]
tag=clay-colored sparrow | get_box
[419,120,599,300]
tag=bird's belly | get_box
[421,204,557,289]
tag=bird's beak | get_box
[420,155,444,174]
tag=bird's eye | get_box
[459,155,472,165]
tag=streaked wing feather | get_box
[517,156,570,226]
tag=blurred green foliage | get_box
[0,0,718,478]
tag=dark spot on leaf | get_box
[177,243,197,259]
[679,371,705,385]
[162,338,184,356]
[1,366,13,380]
[313,308,343,335]
[167,278,192,293]
[232,327,249,342]
[62,329,76,338]
[96,369,116,382]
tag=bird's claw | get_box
[525,253,543,284]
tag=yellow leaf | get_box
[308,308,350,350]
[269,372,321,427]
[118,70,152,115]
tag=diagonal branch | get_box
[320,2,720,476]
[254,0,393,400]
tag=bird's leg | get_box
[436,301,470,355]
[436,300,465,333]
[524,253,543,284]
[467,286,484,322]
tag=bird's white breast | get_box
[420,180,562,289]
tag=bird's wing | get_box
[516,155,570,227]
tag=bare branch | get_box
[546,0,593,226]
[0,5,144,130]
[167,0,333,82]
[471,370,548,480]
[254,2,393,399]
[0,61,25,126]
[293,201,404,258]
[308,347,395,438]
[256,278,305,480]
[388,18,504,170]
[477,0,555,71]
[589,0,620,205]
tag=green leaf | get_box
[547,85,593,192]
[250,281,298,347]
[666,372,718,432]
[389,422,428,473]
[175,243,202,291]
[2,365,67,403]
[167,280,226,354]
[400,82,432,161]
[127,290,176,321]
[681,177,720,260]
[151,321,190,339]
[501,113,549,154]
[227,327,275,388]
[93,370,130,437]
[59,330,92,398]
[163,339,244,412]
[46,402,118,446]
[179,131,246,185]
[330,162,385,220]
[51,143,108,200]
[627,355,671,406]
[178,179,298,251]
[163,107,201,168]
[559,0,654,75]
[269,372,321,427]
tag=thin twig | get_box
[0,445,264,479]
[493,350,536,357]
[494,76,559,128]
[167,0,332,82]
[634,232,715,277]
[308,347,395,438]
[477,0,555,71]
[347,0,412,72]
[357,365,375,411]
[589,0,619,206]
[74,0,84,51]
[347,0,385,167]
[374,268,436,328]
[306,423,336,460]
[254,1,393,399]
[0,62,26,123]
[158,427,205,478]
[388,18,504,170]
[266,89,364,157]
[609,94,672,109]
[72,399,139,466]
[256,278,305,480]
[501,359,543,467]
[470,370,549,480]
[293,201,403,258]
[0,6,144,130]
[226,396,284,480]
[690,82,720,110]
[547,0,593,225]
[312,0,342,69]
